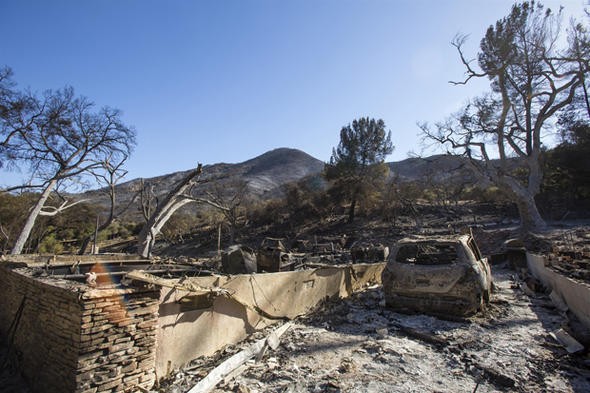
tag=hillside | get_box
[80,148,326,216]
[82,150,480,212]
[80,149,485,218]
[389,154,474,183]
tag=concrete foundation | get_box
[527,252,590,329]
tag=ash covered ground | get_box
[157,265,590,393]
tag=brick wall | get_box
[0,264,160,393]
[75,289,159,392]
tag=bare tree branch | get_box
[38,198,89,216]
[420,2,590,232]
[3,81,136,254]
[449,34,487,85]
[137,164,203,258]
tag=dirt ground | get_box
[157,265,590,393]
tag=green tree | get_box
[541,116,590,216]
[325,117,393,223]
[283,176,329,225]
[420,1,590,232]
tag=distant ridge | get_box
[389,154,474,183]
[80,147,325,212]
[80,148,479,218]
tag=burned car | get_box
[382,234,492,316]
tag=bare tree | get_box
[194,180,249,244]
[2,83,135,254]
[137,165,203,258]
[135,165,242,257]
[78,155,135,254]
[139,178,157,224]
[420,2,590,232]
[1,67,39,170]
[381,176,423,230]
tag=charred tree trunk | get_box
[79,159,131,255]
[348,196,357,224]
[514,193,546,233]
[78,217,112,255]
[79,200,114,255]
[11,179,57,255]
[137,165,202,258]
[500,158,546,233]
[78,236,93,256]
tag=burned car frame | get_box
[382,234,492,316]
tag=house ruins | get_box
[0,254,383,392]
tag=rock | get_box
[376,328,388,337]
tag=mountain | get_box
[80,148,486,220]
[80,148,325,215]
[389,154,475,183]
[237,147,326,195]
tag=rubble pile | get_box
[156,266,590,393]
[545,229,590,284]
[218,237,391,275]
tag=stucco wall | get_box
[155,263,385,376]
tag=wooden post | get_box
[93,215,100,254]
[218,224,222,257]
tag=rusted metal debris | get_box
[350,242,389,264]
[221,245,257,274]
[257,238,297,272]
[220,237,391,275]
[382,234,492,317]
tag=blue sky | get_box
[1,0,587,187]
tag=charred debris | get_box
[2,229,590,393]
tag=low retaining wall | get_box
[151,262,385,377]
[0,263,159,393]
[527,253,590,329]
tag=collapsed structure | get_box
[2,232,590,392]
[0,254,384,393]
